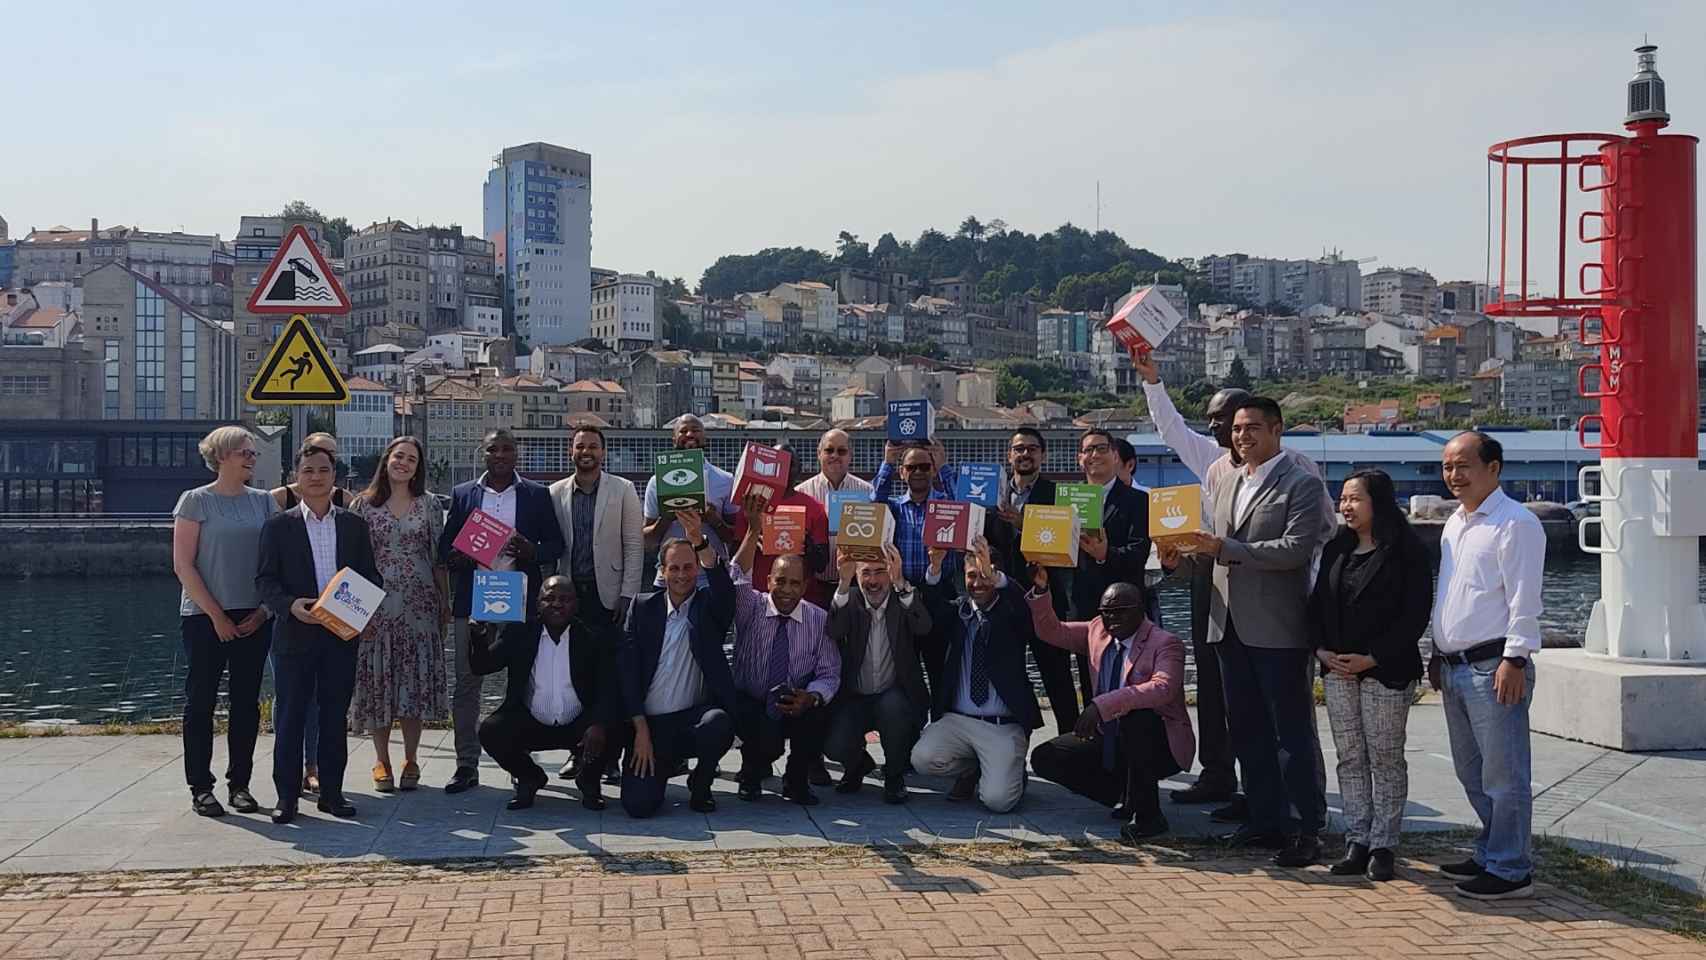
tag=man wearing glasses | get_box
[1070,430,1153,716]
[797,429,873,503]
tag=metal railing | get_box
[0,512,173,527]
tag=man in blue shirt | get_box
[642,415,738,586]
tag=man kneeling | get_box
[472,576,626,811]
[1025,568,1196,843]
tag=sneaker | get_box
[1455,872,1533,900]
[1439,857,1483,879]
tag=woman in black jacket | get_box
[1308,468,1432,882]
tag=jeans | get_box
[180,612,271,793]
[1442,658,1535,881]
[1323,675,1414,849]
[271,632,358,805]
[1216,620,1323,836]
[270,634,318,769]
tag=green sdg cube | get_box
[1055,483,1104,533]
[655,449,707,512]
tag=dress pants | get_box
[1030,636,1081,732]
[271,631,358,805]
[1030,709,1181,817]
[180,611,271,793]
[1189,564,1237,793]
[270,629,319,771]
[733,693,830,787]
[620,703,734,818]
[823,686,922,779]
[911,712,1030,813]
[450,618,485,769]
[1214,618,1323,836]
[478,706,627,792]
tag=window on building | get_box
[134,281,166,420]
[104,339,121,419]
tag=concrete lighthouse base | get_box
[1532,648,1706,751]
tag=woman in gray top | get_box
[172,426,276,818]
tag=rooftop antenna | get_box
[1095,181,1101,232]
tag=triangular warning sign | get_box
[246,315,350,405]
[246,224,350,315]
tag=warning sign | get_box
[245,225,350,315]
[245,315,349,405]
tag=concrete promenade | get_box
[2,701,1702,895]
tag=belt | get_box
[1438,639,1506,666]
[960,713,1018,726]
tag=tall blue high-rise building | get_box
[482,143,592,346]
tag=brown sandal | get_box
[373,763,396,793]
[399,762,421,791]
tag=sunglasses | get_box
[901,463,933,473]
[821,446,850,455]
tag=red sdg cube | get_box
[733,443,791,504]
[923,500,985,552]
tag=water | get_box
[0,556,1696,724]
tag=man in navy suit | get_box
[470,575,626,811]
[256,440,383,824]
[618,524,737,818]
[439,429,566,795]
[1070,429,1153,704]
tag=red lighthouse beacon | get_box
[1490,45,1705,748]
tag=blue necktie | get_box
[967,609,990,707]
[1096,640,1125,770]
[765,616,791,719]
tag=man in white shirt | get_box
[825,545,933,803]
[469,577,623,812]
[1134,350,1331,819]
[1429,431,1545,901]
[797,428,875,503]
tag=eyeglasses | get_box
[1009,443,1041,453]
[233,449,259,459]
[901,463,933,473]
[1080,443,1112,456]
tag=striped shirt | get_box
[729,566,840,705]
[299,501,339,592]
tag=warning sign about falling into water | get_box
[245,315,349,405]
[246,225,351,315]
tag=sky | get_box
[6,1,1703,295]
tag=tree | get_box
[997,370,1034,407]
[957,216,985,242]
[276,201,352,256]
[659,300,692,345]
[1225,356,1253,391]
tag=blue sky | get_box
[6,1,1702,293]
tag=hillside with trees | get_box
[697,217,1216,310]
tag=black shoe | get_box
[507,775,545,811]
[1367,848,1396,882]
[1455,872,1533,900]
[782,782,820,806]
[1330,842,1372,876]
[1272,835,1322,868]
[191,791,226,818]
[1170,782,1236,805]
[882,776,908,805]
[947,771,977,802]
[836,753,876,794]
[227,788,260,814]
[580,787,606,812]
[1120,813,1169,843]
[444,766,479,794]
[1439,857,1483,879]
[1209,796,1249,823]
[1222,826,1288,849]
[1109,802,1130,820]
[270,803,297,825]
[737,779,762,802]
[316,794,358,818]
[808,758,832,787]
[559,756,580,780]
[673,758,690,777]
[689,788,717,814]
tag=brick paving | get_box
[0,845,1699,959]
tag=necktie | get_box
[765,616,791,719]
[967,610,990,707]
[1097,640,1125,770]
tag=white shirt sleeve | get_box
[832,586,853,609]
[1143,381,1225,489]
[1499,511,1548,657]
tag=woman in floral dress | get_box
[350,436,449,791]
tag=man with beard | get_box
[1134,349,1331,822]
[643,415,738,586]
[987,427,1082,734]
[440,429,564,796]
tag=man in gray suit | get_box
[1165,396,1333,868]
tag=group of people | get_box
[171,349,1544,901]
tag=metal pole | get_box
[290,404,307,485]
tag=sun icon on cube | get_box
[1037,528,1056,545]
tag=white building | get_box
[464,302,503,337]
[590,274,657,350]
[352,343,407,386]
[482,142,592,346]
[334,377,396,465]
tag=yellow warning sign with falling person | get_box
[245,315,349,405]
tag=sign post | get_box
[242,225,352,467]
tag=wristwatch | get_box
[1502,655,1529,669]
[692,536,711,551]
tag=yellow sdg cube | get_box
[1020,504,1081,568]
[837,501,894,562]
[1148,485,1206,542]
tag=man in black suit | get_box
[1070,429,1153,703]
[618,531,738,818]
[471,575,627,811]
[439,429,566,796]
[825,544,933,803]
[987,427,1081,734]
[910,539,1043,813]
[256,441,383,824]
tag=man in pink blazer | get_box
[1026,572,1196,843]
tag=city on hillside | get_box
[4,141,1706,501]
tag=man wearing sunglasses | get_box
[797,429,874,503]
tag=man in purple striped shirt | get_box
[720,494,841,806]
